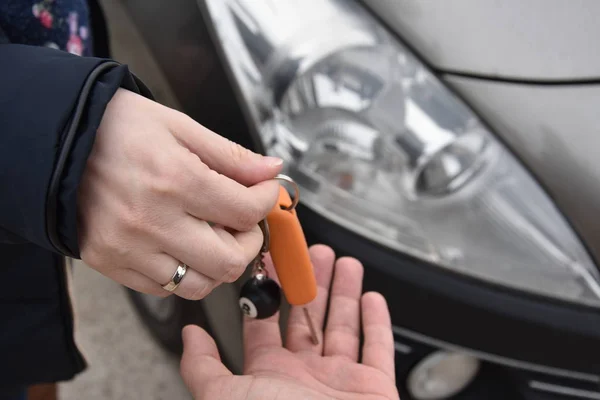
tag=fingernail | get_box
[264,156,283,167]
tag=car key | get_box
[238,174,319,345]
[266,176,319,344]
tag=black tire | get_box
[126,289,212,355]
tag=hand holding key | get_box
[180,245,399,400]
[78,89,282,300]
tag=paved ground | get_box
[59,1,191,399]
[59,263,192,400]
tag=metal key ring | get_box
[258,218,270,254]
[256,174,298,254]
[274,174,300,211]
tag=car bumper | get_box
[299,205,600,399]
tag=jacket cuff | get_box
[48,64,153,258]
[0,45,152,256]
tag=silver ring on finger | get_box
[162,262,188,292]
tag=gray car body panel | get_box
[444,75,600,263]
[362,0,600,81]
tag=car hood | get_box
[362,0,600,81]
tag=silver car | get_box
[121,1,600,399]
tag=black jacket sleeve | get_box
[0,43,152,257]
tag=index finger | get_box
[285,245,335,354]
[180,155,281,232]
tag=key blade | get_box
[303,307,320,345]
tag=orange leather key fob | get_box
[266,186,317,306]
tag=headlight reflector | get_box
[202,0,600,306]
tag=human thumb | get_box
[180,325,233,398]
[171,115,283,186]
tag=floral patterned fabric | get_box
[0,0,92,56]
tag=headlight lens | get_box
[201,0,600,306]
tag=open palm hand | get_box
[180,245,399,399]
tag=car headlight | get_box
[200,0,600,307]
